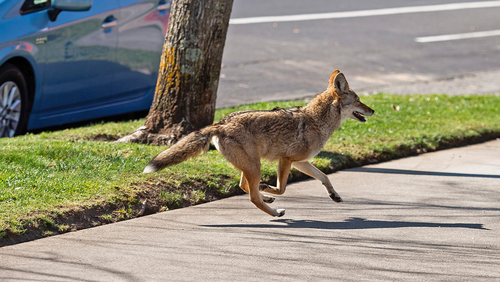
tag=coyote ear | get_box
[333,72,349,94]
[328,69,340,90]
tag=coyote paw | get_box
[259,183,270,191]
[263,195,275,203]
[329,193,343,203]
[276,209,286,217]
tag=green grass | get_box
[1,94,499,243]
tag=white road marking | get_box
[415,29,500,43]
[229,1,500,25]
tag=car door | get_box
[113,0,169,100]
[39,0,120,116]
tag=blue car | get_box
[0,0,171,137]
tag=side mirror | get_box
[48,0,93,21]
[52,0,92,11]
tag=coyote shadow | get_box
[203,217,488,230]
[349,167,500,179]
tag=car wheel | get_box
[0,63,30,137]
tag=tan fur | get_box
[144,70,374,217]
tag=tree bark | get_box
[116,0,233,145]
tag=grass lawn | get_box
[1,94,499,245]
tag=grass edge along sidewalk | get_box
[1,93,500,246]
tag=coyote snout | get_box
[349,98,374,123]
[144,70,374,217]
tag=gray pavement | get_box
[361,68,500,96]
[1,140,499,281]
[217,0,500,108]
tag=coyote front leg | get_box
[259,158,292,196]
[292,161,343,202]
[240,172,275,203]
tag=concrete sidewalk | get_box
[1,140,499,281]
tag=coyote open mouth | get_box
[353,111,366,122]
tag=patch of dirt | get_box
[134,175,244,213]
[87,133,120,142]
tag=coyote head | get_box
[328,70,374,123]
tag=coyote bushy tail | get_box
[143,126,217,174]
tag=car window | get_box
[20,0,51,15]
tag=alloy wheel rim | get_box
[0,81,22,138]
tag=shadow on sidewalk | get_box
[348,167,500,179]
[203,217,488,230]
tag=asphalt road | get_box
[216,0,500,107]
[1,140,499,281]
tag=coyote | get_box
[144,70,374,217]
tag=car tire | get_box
[0,63,30,137]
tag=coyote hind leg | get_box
[292,161,343,202]
[242,166,285,217]
[221,142,281,216]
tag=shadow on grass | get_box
[203,217,488,230]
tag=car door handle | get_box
[101,18,117,29]
[157,2,171,11]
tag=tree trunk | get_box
[116,0,233,145]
